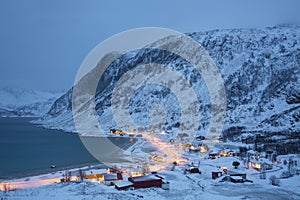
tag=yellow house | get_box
[130,168,145,177]
[110,129,124,135]
[83,169,107,181]
[250,159,273,170]
[84,173,104,181]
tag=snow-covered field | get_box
[1,154,299,200]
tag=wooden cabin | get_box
[128,175,162,189]
[212,170,223,179]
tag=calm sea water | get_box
[0,118,134,179]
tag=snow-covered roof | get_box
[130,175,161,182]
[228,170,246,175]
[89,169,107,174]
[250,159,272,165]
[115,181,133,188]
[212,169,223,173]
[230,176,243,180]
[104,173,121,181]
[247,150,256,154]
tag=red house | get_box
[128,175,162,189]
[212,170,223,179]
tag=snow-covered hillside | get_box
[0,86,63,117]
[39,25,300,153]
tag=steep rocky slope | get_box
[39,25,300,153]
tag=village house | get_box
[83,168,123,185]
[220,149,239,157]
[250,159,273,170]
[220,171,252,183]
[212,170,223,179]
[115,181,133,190]
[229,175,245,183]
[83,169,107,182]
[84,173,104,182]
[228,171,247,182]
[107,167,121,174]
[185,165,201,174]
[104,173,123,185]
[247,150,260,160]
[189,140,209,153]
[110,129,125,136]
[150,155,164,162]
[209,152,219,159]
[128,175,162,189]
[179,143,192,149]
[130,168,145,177]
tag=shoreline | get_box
[0,117,139,181]
[0,161,101,181]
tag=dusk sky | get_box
[1,0,300,91]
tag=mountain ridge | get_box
[37,25,300,153]
[0,86,64,117]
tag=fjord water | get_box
[0,117,98,179]
[0,118,135,179]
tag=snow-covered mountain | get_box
[0,86,64,117]
[39,25,300,153]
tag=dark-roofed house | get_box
[186,166,201,174]
[226,171,252,183]
[128,175,162,189]
[229,175,244,183]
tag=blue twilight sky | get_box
[0,0,300,91]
